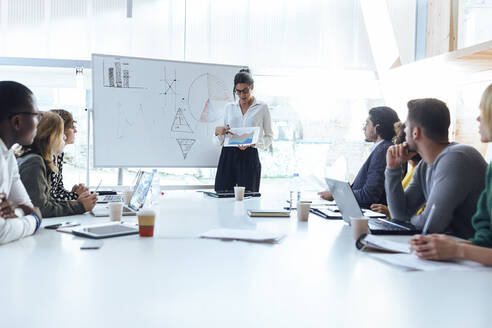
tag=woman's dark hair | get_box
[51,109,75,130]
[368,106,400,141]
[0,81,33,122]
[233,68,254,99]
[393,121,406,144]
[410,153,422,163]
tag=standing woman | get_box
[49,109,88,200]
[16,112,97,217]
[214,69,273,192]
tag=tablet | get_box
[71,222,139,239]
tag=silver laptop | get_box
[91,171,154,217]
[324,177,420,235]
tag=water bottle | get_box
[289,173,301,209]
[151,169,161,206]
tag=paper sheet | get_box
[200,228,285,243]
[369,253,491,271]
[363,235,411,253]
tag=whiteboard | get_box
[92,53,244,167]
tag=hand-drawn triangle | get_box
[176,138,196,159]
[171,108,193,133]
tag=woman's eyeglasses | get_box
[235,87,251,95]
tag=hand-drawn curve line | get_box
[187,73,231,123]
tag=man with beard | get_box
[385,98,486,239]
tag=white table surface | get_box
[0,191,490,328]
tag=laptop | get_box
[91,171,154,217]
[202,190,261,198]
[324,178,421,235]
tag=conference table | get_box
[1,191,490,328]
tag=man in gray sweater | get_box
[385,98,486,239]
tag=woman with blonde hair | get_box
[410,83,492,265]
[16,111,97,217]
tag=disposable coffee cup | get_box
[138,208,156,237]
[350,217,369,240]
[234,186,245,201]
[123,190,133,205]
[109,202,123,222]
[297,201,311,222]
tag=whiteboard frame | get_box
[91,53,246,168]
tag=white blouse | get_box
[216,97,273,150]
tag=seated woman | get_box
[49,109,88,200]
[410,83,492,266]
[16,111,97,218]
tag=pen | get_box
[93,179,102,194]
[225,124,232,135]
[421,203,436,235]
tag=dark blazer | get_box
[352,139,393,208]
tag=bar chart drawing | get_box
[103,59,145,89]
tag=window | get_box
[1,0,386,188]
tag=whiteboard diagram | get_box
[176,138,196,159]
[103,59,146,89]
[92,53,245,167]
[171,108,193,133]
[188,73,232,123]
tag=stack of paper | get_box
[359,234,411,253]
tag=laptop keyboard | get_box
[102,195,123,202]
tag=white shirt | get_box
[0,139,37,245]
[216,97,273,150]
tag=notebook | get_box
[91,171,154,217]
[324,178,421,235]
[247,209,291,217]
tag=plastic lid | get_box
[137,208,156,216]
[293,173,299,177]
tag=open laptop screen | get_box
[324,178,364,224]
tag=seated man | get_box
[386,98,486,239]
[0,81,42,244]
[410,84,492,265]
[320,106,400,208]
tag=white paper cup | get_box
[297,201,311,221]
[234,186,245,201]
[109,202,124,221]
[350,217,369,240]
